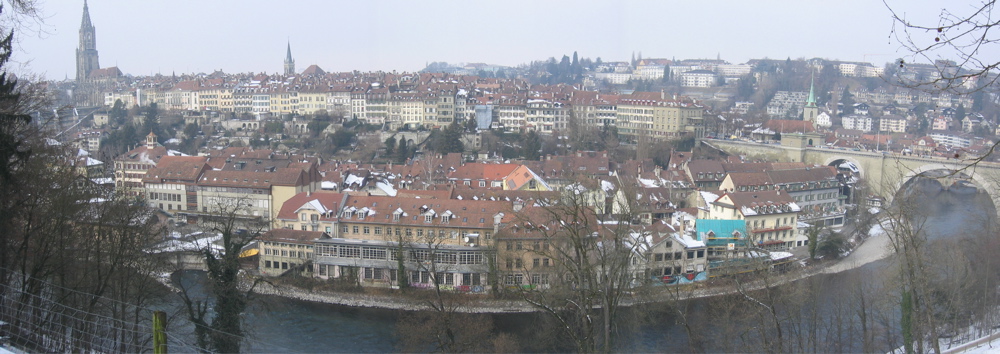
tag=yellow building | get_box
[616,92,704,140]
[259,229,324,277]
[297,89,329,116]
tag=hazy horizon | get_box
[11,0,970,79]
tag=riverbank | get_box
[247,226,896,313]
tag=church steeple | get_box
[76,0,99,83]
[803,72,819,123]
[283,41,295,76]
[806,72,817,108]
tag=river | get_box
[169,178,995,353]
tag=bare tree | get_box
[176,197,268,353]
[498,190,646,353]
[888,0,1000,92]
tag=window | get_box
[301,213,307,221]
[543,258,550,267]
[516,241,523,250]
[506,242,512,251]
[265,261,271,268]
[463,273,482,286]
[281,262,288,270]
[301,225,307,231]
[515,259,523,268]
[533,258,540,267]
[374,227,382,235]
[363,226,370,234]
[352,226,359,234]
[341,226,348,233]
[325,226,332,233]
[479,181,486,187]
[362,247,386,260]
[425,215,432,223]
[281,250,288,257]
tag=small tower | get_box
[146,131,158,150]
[284,41,295,76]
[803,72,818,123]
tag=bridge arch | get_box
[895,163,998,207]
[824,156,865,178]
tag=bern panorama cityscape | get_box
[3,0,1000,353]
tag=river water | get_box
[170,178,995,353]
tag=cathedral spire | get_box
[81,0,93,29]
[76,0,99,83]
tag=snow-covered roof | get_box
[699,191,720,206]
[638,178,658,188]
[344,174,363,186]
[769,251,793,261]
[376,181,397,196]
[674,233,706,248]
[84,157,103,166]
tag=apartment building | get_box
[313,195,509,290]
[259,229,324,277]
[703,190,801,250]
[616,92,704,140]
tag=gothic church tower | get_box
[76,0,100,83]
[284,41,295,76]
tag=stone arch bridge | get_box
[703,137,1000,209]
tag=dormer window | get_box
[393,213,400,222]
[343,211,352,219]
[424,215,432,223]
[358,212,365,220]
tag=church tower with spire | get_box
[76,0,100,83]
[803,72,818,123]
[283,41,295,76]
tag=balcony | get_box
[748,225,793,234]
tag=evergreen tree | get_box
[397,138,409,164]
[109,99,127,126]
[523,130,541,160]
[433,121,465,154]
[384,136,396,156]
[0,21,30,186]
[840,87,855,115]
[142,103,163,138]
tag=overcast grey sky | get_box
[10,0,969,79]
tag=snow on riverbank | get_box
[821,219,894,274]
[253,281,536,313]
